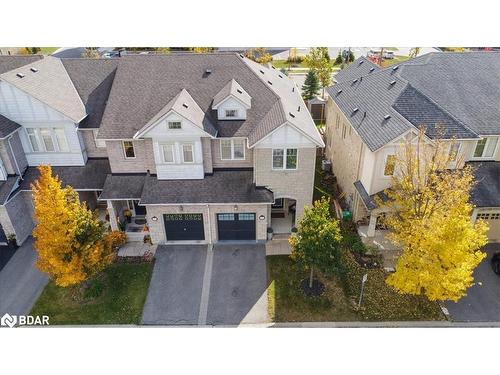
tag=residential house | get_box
[324,52,500,243]
[0,53,323,246]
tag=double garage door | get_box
[163,212,256,241]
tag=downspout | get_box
[7,135,22,180]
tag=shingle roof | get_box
[0,55,43,75]
[18,158,111,191]
[0,176,19,205]
[99,174,146,200]
[61,59,118,129]
[468,161,500,208]
[0,56,86,122]
[334,56,380,83]
[328,52,500,151]
[140,170,273,205]
[136,88,217,137]
[0,114,21,139]
[212,78,252,108]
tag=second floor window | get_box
[168,121,182,129]
[273,148,298,170]
[383,154,396,176]
[473,137,498,159]
[161,144,175,163]
[225,109,238,118]
[26,127,69,153]
[220,139,245,160]
[182,144,194,163]
[123,141,135,159]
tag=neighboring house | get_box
[324,52,500,243]
[0,53,323,245]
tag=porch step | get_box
[126,231,148,242]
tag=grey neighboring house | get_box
[324,52,500,242]
[0,53,323,246]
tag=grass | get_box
[381,55,410,67]
[267,256,359,322]
[30,262,154,325]
[39,47,59,55]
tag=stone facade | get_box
[253,147,316,221]
[145,203,269,244]
[79,129,108,158]
[107,139,156,174]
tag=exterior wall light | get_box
[259,215,265,220]
[151,216,158,221]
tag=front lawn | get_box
[39,47,59,55]
[381,55,410,67]
[31,262,153,325]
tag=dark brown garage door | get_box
[164,213,205,241]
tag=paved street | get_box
[142,244,268,326]
[0,237,48,316]
[445,244,500,322]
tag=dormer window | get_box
[168,121,182,129]
[225,109,238,118]
[212,79,252,121]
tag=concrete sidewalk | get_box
[0,238,48,316]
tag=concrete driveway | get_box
[0,238,48,316]
[445,244,500,322]
[142,244,268,326]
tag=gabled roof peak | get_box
[212,78,252,109]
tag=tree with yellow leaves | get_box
[379,129,488,301]
[32,165,114,287]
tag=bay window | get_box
[272,148,298,170]
[25,127,69,153]
[473,137,498,159]
[220,139,245,160]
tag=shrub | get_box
[287,55,304,64]
[106,230,127,250]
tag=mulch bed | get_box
[300,278,325,297]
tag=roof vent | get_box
[390,80,396,85]
[392,65,399,71]
[369,67,375,72]
[353,107,359,113]
[236,88,243,94]
[205,69,212,74]
[259,69,265,74]
[292,87,295,92]
[358,60,364,65]
[352,78,358,84]
[239,53,244,58]
[271,66,276,69]
[337,89,343,94]
[298,106,301,112]
[182,103,189,108]
[30,67,38,73]
[16,73,25,78]
[384,114,391,120]
[289,112,296,118]
[267,80,273,85]
[278,74,283,78]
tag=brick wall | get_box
[107,139,156,174]
[79,130,108,158]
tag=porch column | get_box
[107,200,119,231]
[367,213,377,237]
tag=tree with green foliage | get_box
[304,47,333,97]
[191,47,216,53]
[156,47,170,54]
[409,47,421,58]
[301,69,320,101]
[334,52,343,65]
[289,197,343,289]
[245,47,273,64]
[347,50,355,62]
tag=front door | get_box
[217,213,256,241]
[133,200,146,216]
[164,213,205,241]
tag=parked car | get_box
[367,49,381,58]
[491,252,500,275]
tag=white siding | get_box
[216,97,247,120]
[141,112,207,179]
[254,123,316,149]
[359,147,376,194]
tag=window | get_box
[182,144,194,163]
[218,213,235,221]
[123,141,135,158]
[238,213,255,221]
[161,144,174,163]
[272,198,284,209]
[220,139,245,160]
[448,142,460,162]
[286,149,298,169]
[93,130,106,148]
[272,149,284,169]
[225,109,238,118]
[54,128,69,152]
[273,148,297,170]
[26,128,40,152]
[39,129,55,152]
[383,154,396,176]
[168,121,182,129]
[473,137,498,158]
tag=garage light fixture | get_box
[179,205,184,212]
[259,215,265,220]
[233,205,238,211]
[151,216,158,221]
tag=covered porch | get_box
[270,197,296,234]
